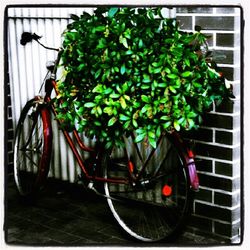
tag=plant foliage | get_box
[55,7,231,148]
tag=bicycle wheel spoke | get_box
[14,99,52,197]
[104,133,192,242]
[23,151,40,168]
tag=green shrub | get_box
[55,7,231,148]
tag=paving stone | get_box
[5,177,225,246]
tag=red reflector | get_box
[188,150,194,158]
[162,185,172,197]
[128,160,134,173]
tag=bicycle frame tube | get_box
[43,79,128,185]
[36,107,53,185]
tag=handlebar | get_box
[20,32,60,52]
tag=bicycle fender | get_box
[169,132,199,191]
[186,158,199,191]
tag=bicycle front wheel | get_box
[103,134,193,242]
[14,98,52,198]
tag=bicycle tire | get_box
[103,133,193,242]
[14,98,52,198]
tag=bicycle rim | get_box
[103,134,192,242]
[14,99,51,197]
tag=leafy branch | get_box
[55,7,231,148]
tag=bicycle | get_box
[13,31,199,243]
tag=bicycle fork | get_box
[33,97,53,187]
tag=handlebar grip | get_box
[20,32,41,45]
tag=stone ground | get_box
[4,175,227,247]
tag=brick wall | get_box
[176,7,242,243]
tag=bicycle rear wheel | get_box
[14,98,52,198]
[103,134,193,242]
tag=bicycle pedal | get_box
[87,181,95,190]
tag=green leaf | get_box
[188,111,197,118]
[163,121,172,129]
[108,8,119,18]
[116,85,123,94]
[124,30,131,39]
[141,84,150,90]
[123,38,129,48]
[96,106,102,115]
[178,117,185,124]
[92,84,103,93]
[152,62,160,67]
[104,107,113,115]
[120,64,126,75]
[169,86,177,94]
[138,39,144,48]
[134,133,145,143]
[164,67,171,74]
[188,118,195,128]
[193,82,202,88]
[110,93,120,98]
[181,71,193,78]
[120,96,127,109]
[158,83,167,88]
[108,117,117,126]
[120,114,130,121]
[77,106,84,115]
[94,69,102,79]
[101,130,108,137]
[103,88,113,95]
[135,128,145,134]
[148,130,155,139]
[160,115,170,121]
[153,67,162,74]
[77,63,85,72]
[122,82,129,92]
[125,50,133,55]
[141,104,150,113]
[167,73,178,79]
[184,58,190,67]
[70,14,79,20]
[95,26,106,32]
[61,101,68,108]
[141,95,150,103]
[84,102,96,108]
[66,32,77,40]
[156,126,161,138]
[147,9,154,20]
[132,119,138,128]
[97,38,107,49]
[174,120,181,131]
[123,120,131,129]
[119,35,128,48]
[94,121,102,126]
[148,136,157,148]
[142,74,151,83]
